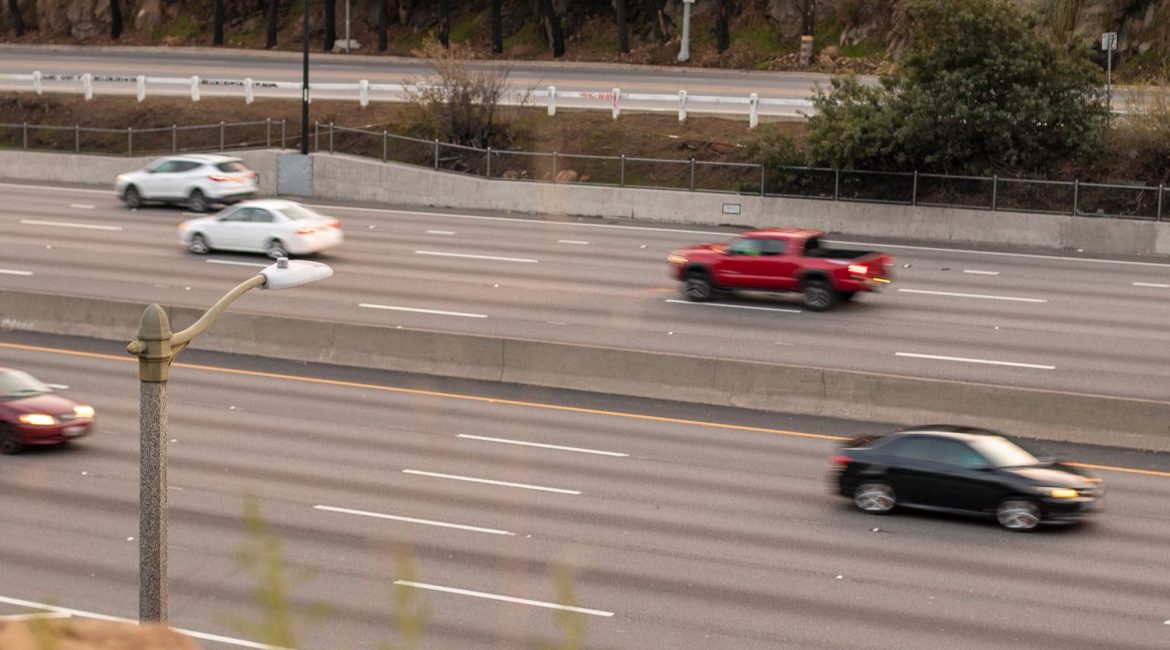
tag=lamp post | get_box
[677,0,696,62]
[128,259,333,622]
[301,0,311,155]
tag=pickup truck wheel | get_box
[802,280,838,312]
[684,271,714,302]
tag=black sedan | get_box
[831,426,1103,531]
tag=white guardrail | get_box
[0,71,813,127]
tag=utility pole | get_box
[1102,31,1117,126]
[800,0,816,67]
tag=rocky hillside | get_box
[1,1,1167,79]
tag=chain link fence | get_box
[1,119,1164,221]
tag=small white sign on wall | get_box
[722,203,742,215]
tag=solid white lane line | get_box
[558,239,590,245]
[314,505,514,536]
[665,299,801,314]
[427,230,456,235]
[898,288,1046,303]
[69,204,95,210]
[303,202,1170,269]
[457,434,629,457]
[360,303,487,319]
[415,250,538,263]
[402,469,581,495]
[45,384,69,390]
[896,352,1055,370]
[20,219,122,231]
[0,269,34,276]
[0,595,288,649]
[393,581,615,618]
[963,269,1000,276]
[207,259,268,268]
[0,182,113,194]
[1132,282,1170,288]
[0,612,72,621]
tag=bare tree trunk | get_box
[614,0,629,54]
[438,0,450,47]
[324,0,337,51]
[110,0,124,39]
[212,0,225,45]
[398,0,413,26]
[377,0,388,51]
[490,0,504,54]
[538,0,564,57]
[266,0,280,48]
[655,0,669,43]
[715,0,730,53]
[7,0,25,37]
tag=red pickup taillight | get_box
[847,264,869,276]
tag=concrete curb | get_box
[4,288,1168,451]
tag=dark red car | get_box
[0,368,96,454]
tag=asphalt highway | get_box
[1,333,1169,649]
[2,182,1170,401]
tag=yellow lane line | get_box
[5,342,1170,477]
[0,342,843,441]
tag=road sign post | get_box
[1102,32,1117,124]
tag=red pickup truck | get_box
[666,228,893,311]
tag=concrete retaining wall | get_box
[5,288,1168,451]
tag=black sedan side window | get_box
[936,440,991,468]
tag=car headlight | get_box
[667,254,687,264]
[1041,487,1079,498]
[73,405,95,419]
[19,413,57,426]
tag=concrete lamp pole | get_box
[127,259,333,622]
[678,0,696,62]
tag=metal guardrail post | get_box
[265,118,271,148]
[1158,184,1164,222]
[75,125,80,154]
[620,154,626,187]
[172,125,177,153]
[992,175,998,211]
[552,151,558,179]
[128,127,133,157]
[1073,179,1079,215]
[834,168,840,200]
[689,158,696,191]
[760,165,765,196]
[220,121,225,151]
[329,122,335,154]
[22,122,27,150]
[314,122,320,152]
[434,139,439,170]
[281,120,286,150]
[486,147,492,179]
[382,130,388,162]
[912,171,918,206]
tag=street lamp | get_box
[127,259,333,622]
[677,0,696,62]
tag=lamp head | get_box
[260,258,333,290]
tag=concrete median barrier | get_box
[4,288,1169,451]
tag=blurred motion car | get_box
[666,228,893,311]
[178,199,343,259]
[831,425,1102,531]
[0,368,96,454]
[115,154,258,212]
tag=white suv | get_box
[115,154,258,213]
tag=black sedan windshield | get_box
[970,436,1046,468]
[0,370,53,399]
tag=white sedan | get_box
[178,200,343,259]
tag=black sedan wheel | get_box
[997,499,1041,531]
[0,425,22,455]
[854,482,896,513]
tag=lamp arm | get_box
[171,274,267,348]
